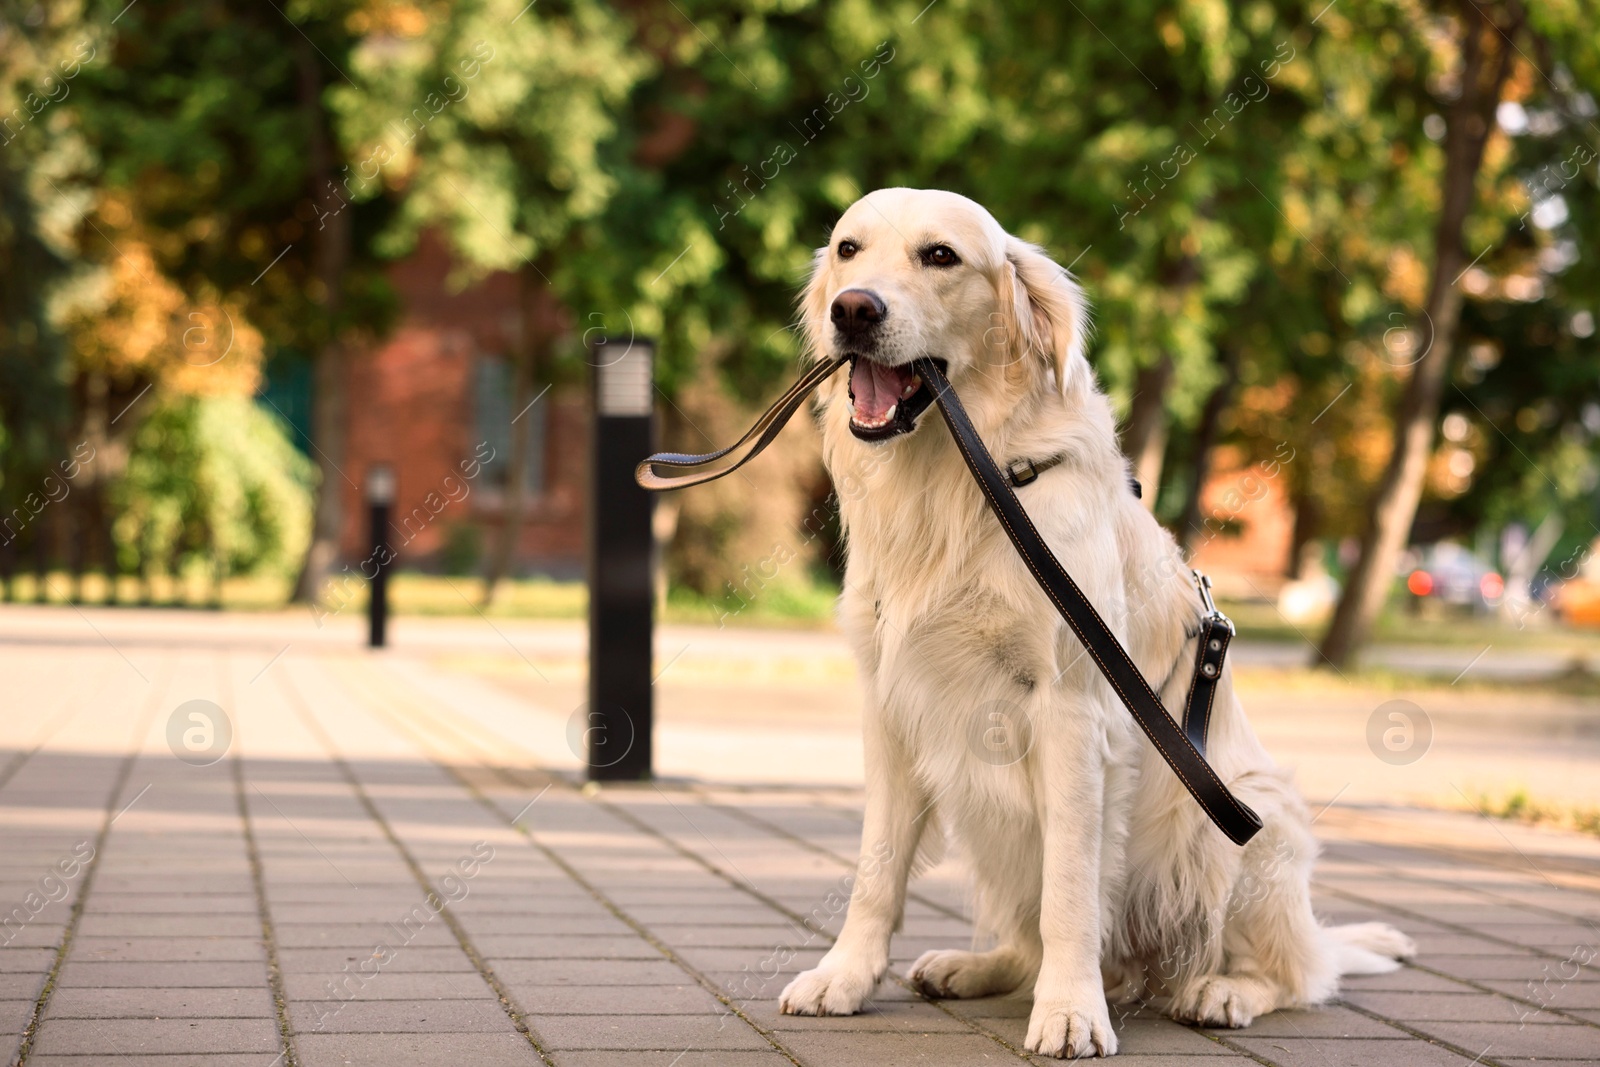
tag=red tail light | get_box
[1480,573,1505,599]
[1407,570,1434,596]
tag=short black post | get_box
[366,465,396,649]
[587,339,655,781]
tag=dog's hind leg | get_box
[780,708,932,1016]
[910,822,1043,999]
[1168,781,1336,1029]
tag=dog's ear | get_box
[1001,237,1092,396]
[798,245,832,363]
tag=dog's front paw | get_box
[1025,988,1117,1058]
[779,961,880,1016]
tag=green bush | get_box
[113,395,313,584]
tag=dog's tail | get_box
[1323,921,1417,976]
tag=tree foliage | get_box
[0,0,1594,646]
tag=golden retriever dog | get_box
[777,188,1414,1057]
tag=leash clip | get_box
[1193,570,1235,638]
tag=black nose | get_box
[830,289,886,334]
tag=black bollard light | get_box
[366,464,396,649]
[587,338,655,781]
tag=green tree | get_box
[331,0,646,603]
[1317,0,1600,666]
[70,0,398,604]
[0,1,98,596]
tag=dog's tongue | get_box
[850,360,911,422]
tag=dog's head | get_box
[802,187,1091,442]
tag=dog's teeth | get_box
[884,403,897,421]
[901,378,919,398]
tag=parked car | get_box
[1551,549,1600,628]
[1404,542,1503,613]
[1554,577,1600,627]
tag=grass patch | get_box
[1466,788,1600,839]
[0,569,841,627]
[1220,597,1600,654]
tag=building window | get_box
[474,354,546,495]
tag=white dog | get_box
[777,188,1414,1058]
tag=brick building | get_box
[285,233,1297,588]
[1186,445,1297,597]
[335,231,586,578]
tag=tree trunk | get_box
[1287,492,1323,580]
[1123,353,1174,512]
[482,264,556,606]
[1499,511,1562,625]
[1176,348,1238,554]
[290,42,352,606]
[1317,6,1520,668]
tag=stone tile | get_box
[511,983,718,1014]
[558,1055,791,1066]
[1416,954,1566,981]
[645,924,815,949]
[70,936,267,963]
[1339,967,1478,993]
[296,1031,544,1066]
[0,947,56,972]
[775,1030,1022,1066]
[0,922,66,947]
[0,972,44,998]
[77,914,261,938]
[1226,1036,1484,1066]
[275,946,477,973]
[671,947,826,974]
[475,934,663,960]
[1206,1005,1400,1038]
[86,893,258,914]
[1395,1020,1600,1058]
[1478,978,1600,1008]
[31,1057,280,1066]
[1341,989,1536,1023]
[291,996,520,1033]
[0,997,35,1039]
[490,959,692,986]
[272,922,461,949]
[46,985,275,1018]
[30,1016,281,1055]
[534,1013,773,1050]
[282,971,493,1001]
[53,960,268,987]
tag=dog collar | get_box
[1004,455,1143,501]
[1002,454,1063,488]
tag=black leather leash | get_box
[636,356,1260,845]
[913,358,1257,844]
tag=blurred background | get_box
[2,2,1598,803]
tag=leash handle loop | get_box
[635,354,849,491]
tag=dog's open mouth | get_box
[847,356,941,441]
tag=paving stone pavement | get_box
[1,618,1598,1065]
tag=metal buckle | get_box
[1008,459,1038,487]
[1193,570,1235,637]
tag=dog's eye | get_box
[923,244,959,268]
[837,240,859,260]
